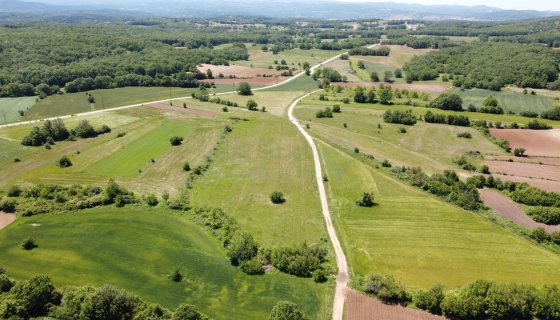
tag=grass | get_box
[454,88,557,114]
[0,97,37,124]
[0,207,331,319]
[0,138,36,171]
[190,112,327,248]
[295,104,501,173]
[22,86,229,121]
[84,121,195,178]
[318,142,560,289]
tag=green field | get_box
[318,142,560,289]
[234,48,344,72]
[0,96,37,124]
[0,207,331,319]
[454,88,557,114]
[21,86,229,121]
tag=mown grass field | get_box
[0,104,232,195]
[22,86,229,121]
[0,207,331,319]
[318,142,560,289]
[454,88,556,114]
[0,96,37,124]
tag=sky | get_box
[336,0,560,11]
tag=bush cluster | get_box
[0,274,209,320]
[21,119,111,147]
[424,111,470,126]
[315,107,333,118]
[270,243,328,277]
[349,46,391,56]
[428,93,463,111]
[383,110,417,126]
[392,167,483,211]
[526,207,560,225]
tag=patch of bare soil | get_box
[485,160,560,182]
[488,155,560,166]
[198,64,284,78]
[490,129,560,157]
[201,76,288,86]
[0,212,16,230]
[492,174,560,193]
[148,103,217,117]
[479,188,560,233]
[334,82,449,94]
[345,290,447,320]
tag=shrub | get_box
[73,120,97,138]
[415,284,445,315]
[241,257,264,275]
[529,207,560,225]
[227,232,259,266]
[21,237,37,250]
[441,280,492,320]
[270,243,327,277]
[58,155,72,168]
[511,186,560,207]
[170,136,183,146]
[270,191,285,204]
[359,274,411,305]
[268,301,308,320]
[541,106,560,120]
[456,132,472,139]
[237,82,252,95]
[520,110,539,118]
[332,105,341,113]
[0,274,14,293]
[382,160,392,167]
[168,269,183,282]
[398,127,407,133]
[222,106,228,112]
[182,162,191,172]
[357,192,375,207]
[526,119,552,130]
[97,124,111,135]
[247,99,258,111]
[531,227,552,243]
[312,269,328,283]
[9,275,56,318]
[533,285,560,320]
[145,194,158,206]
[514,147,526,157]
[7,185,21,197]
[316,107,333,118]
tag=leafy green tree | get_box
[378,87,393,105]
[82,285,139,320]
[227,232,259,265]
[58,155,73,168]
[370,71,380,82]
[20,237,37,250]
[9,275,56,318]
[237,82,252,95]
[74,120,97,138]
[533,285,560,320]
[513,148,526,157]
[415,284,445,315]
[429,93,463,111]
[270,191,286,204]
[353,86,367,103]
[394,68,403,78]
[268,301,308,320]
[366,89,376,103]
[383,70,393,83]
[357,192,375,207]
[247,99,258,111]
[170,136,183,146]
[173,304,209,320]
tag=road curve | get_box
[288,91,349,320]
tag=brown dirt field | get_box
[490,129,560,157]
[0,212,16,230]
[487,155,560,166]
[198,64,284,78]
[201,76,288,86]
[148,103,217,117]
[485,160,560,182]
[479,189,560,233]
[345,290,447,320]
[492,174,560,193]
[249,50,272,61]
[334,82,448,94]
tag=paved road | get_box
[288,90,349,320]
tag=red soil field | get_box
[344,290,447,320]
[479,189,560,233]
[334,82,448,94]
[198,63,284,78]
[488,155,560,166]
[485,160,560,181]
[0,212,16,230]
[148,103,217,117]
[201,76,288,86]
[490,129,560,157]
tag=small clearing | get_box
[0,212,16,230]
[490,129,560,157]
[479,188,560,233]
[198,64,284,78]
[344,290,447,320]
[149,102,217,117]
[201,76,289,86]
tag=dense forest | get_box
[403,42,560,90]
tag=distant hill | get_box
[2,0,560,21]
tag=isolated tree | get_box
[58,155,72,168]
[268,301,308,320]
[20,237,37,250]
[514,148,526,157]
[378,87,393,105]
[206,69,213,79]
[170,136,183,146]
[183,162,191,172]
[370,71,380,82]
[168,269,183,282]
[394,68,403,78]
[384,70,393,83]
[73,120,97,138]
[483,95,499,107]
[270,191,285,204]
[237,82,252,95]
[429,93,463,111]
[357,192,375,207]
[357,60,365,69]
[353,86,367,103]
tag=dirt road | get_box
[288,90,349,320]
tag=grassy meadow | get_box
[453,88,557,114]
[318,142,560,289]
[234,48,344,72]
[0,207,331,319]
[0,96,37,124]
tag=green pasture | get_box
[454,88,556,114]
[0,207,331,319]
[318,142,560,289]
[0,97,37,124]
[234,48,343,72]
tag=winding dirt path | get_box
[288,90,349,320]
